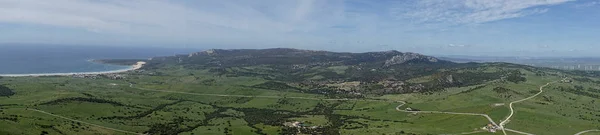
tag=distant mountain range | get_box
[437,55,600,63]
[437,55,600,71]
[151,48,454,68]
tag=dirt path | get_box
[499,79,562,135]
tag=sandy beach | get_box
[0,61,146,77]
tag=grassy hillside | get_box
[1,49,599,135]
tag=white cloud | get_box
[0,0,576,48]
[447,44,471,47]
[392,0,573,24]
[0,0,572,34]
[0,0,339,35]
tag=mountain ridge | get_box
[178,48,450,67]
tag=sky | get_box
[0,0,599,57]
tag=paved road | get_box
[574,130,600,135]
[26,108,141,135]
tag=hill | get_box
[144,49,527,96]
[0,48,599,135]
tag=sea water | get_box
[0,45,196,74]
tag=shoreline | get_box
[0,61,146,77]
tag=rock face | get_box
[446,75,454,83]
[188,49,217,57]
[384,52,439,67]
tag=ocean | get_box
[0,45,197,74]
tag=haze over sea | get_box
[0,45,196,74]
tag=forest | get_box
[0,85,14,97]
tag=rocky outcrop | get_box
[188,49,217,57]
[445,75,454,83]
[380,80,405,89]
[384,52,439,67]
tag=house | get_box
[292,121,301,127]
[482,123,499,133]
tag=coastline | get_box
[0,61,146,77]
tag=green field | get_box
[2,49,600,135]
[0,69,596,135]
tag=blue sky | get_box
[0,0,599,56]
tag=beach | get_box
[0,61,146,77]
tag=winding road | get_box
[499,81,558,127]
[498,79,564,135]
[493,78,598,135]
